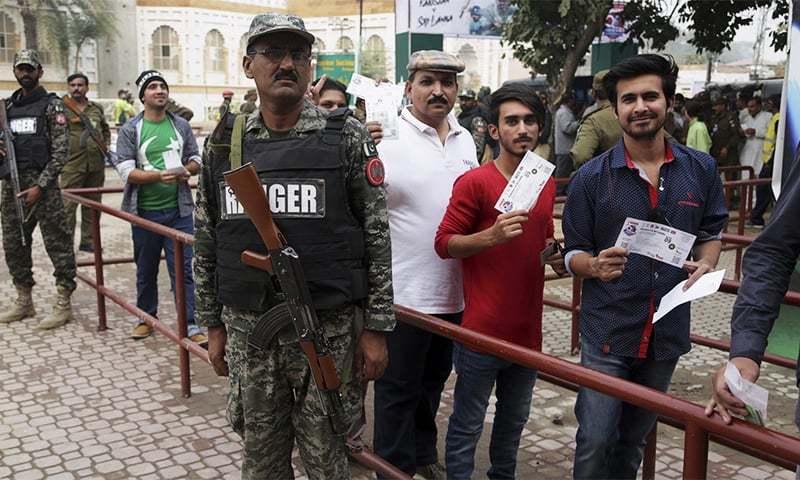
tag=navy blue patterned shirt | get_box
[563,140,729,360]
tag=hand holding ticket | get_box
[494,151,554,213]
[614,217,696,268]
[724,361,768,425]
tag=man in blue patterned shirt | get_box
[562,54,728,480]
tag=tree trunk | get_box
[74,40,85,73]
[17,0,38,50]
[553,0,612,107]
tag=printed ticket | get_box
[614,218,696,268]
[366,94,399,141]
[494,151,554,213]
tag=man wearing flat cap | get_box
[0,49,75,331]
[372,50,478,479]
[193,12,394,479]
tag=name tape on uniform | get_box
[9,117,37,134]
[494,151,554,213]
[219,178,326,219]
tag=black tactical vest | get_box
[6,88,53,172]
[213,109,368,312]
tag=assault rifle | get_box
[0,99,26,246]
[224,163,349,435]
[61,96,114,165]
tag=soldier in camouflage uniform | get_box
[61,72,111,253]
[239,88,258,114]
[193,13,394,480]
[458,89,489,161]
[570,70,623,169]
[0,50,75,329]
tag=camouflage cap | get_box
[246,88,257,95]
[246,13,315,48]
[592,69,609,92]
[407,50,465,75]
[13,49,42,69]
[458,89,476,99]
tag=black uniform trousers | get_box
[373,312,462,477]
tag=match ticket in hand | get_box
[366,94,399,141]
[346,73,376,99]
[494,151,554,213]
[614,218,696,268]
[724,361,768,425]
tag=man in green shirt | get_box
[684,100,712,154]
[112,69,206,345]
[61,73,110,252]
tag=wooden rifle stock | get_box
[241,250,272,273]
[299,340,342,391]
[223,163,282,251]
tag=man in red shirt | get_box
[435,84,565,479]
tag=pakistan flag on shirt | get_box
[138,117,181,211]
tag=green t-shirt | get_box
[138,117,180,211]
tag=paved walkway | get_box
[0,182,798,479]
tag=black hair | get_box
[488,84,546,127]
[67,73,89,85]
[767,94,781,107]
[674,93,686,102]
[603,54,678,107]
[313,77,350,103]
[684,100,704,119]
[748,96,762,105]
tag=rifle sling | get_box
[61,96,107,153]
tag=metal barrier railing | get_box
[60,188,411,480]
[395,305,800,479]
[62,181,798,479]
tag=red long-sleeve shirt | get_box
[435,162,555,350]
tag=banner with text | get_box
[315,54,356,85]
[395,0,516,37]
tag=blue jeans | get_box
[445,342,537,480]
[573,339,678,480]
[131,208,198,333]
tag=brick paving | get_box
[0,178,798,479]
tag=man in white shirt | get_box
[739,97,772,178]
[373,50,479,479]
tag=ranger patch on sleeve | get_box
[55,112,67,125]
[363,140,385,187]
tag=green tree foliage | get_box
[504,0,613,104]
[504,0,789,104]
[16,0,116,71]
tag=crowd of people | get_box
[0,10,798,480]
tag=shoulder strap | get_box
[322,107,352,146]
[230,114,248,170]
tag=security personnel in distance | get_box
[192,13,395,480]
[709,97,743,168]
[570,70,623,169]
[61,72,111,253]
[0,49,75,330]
[458,89,489,161]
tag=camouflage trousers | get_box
[60,165,105,248]
[1,170,76,292]
[224,305,365,480]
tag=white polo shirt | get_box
[378,106,479,314]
